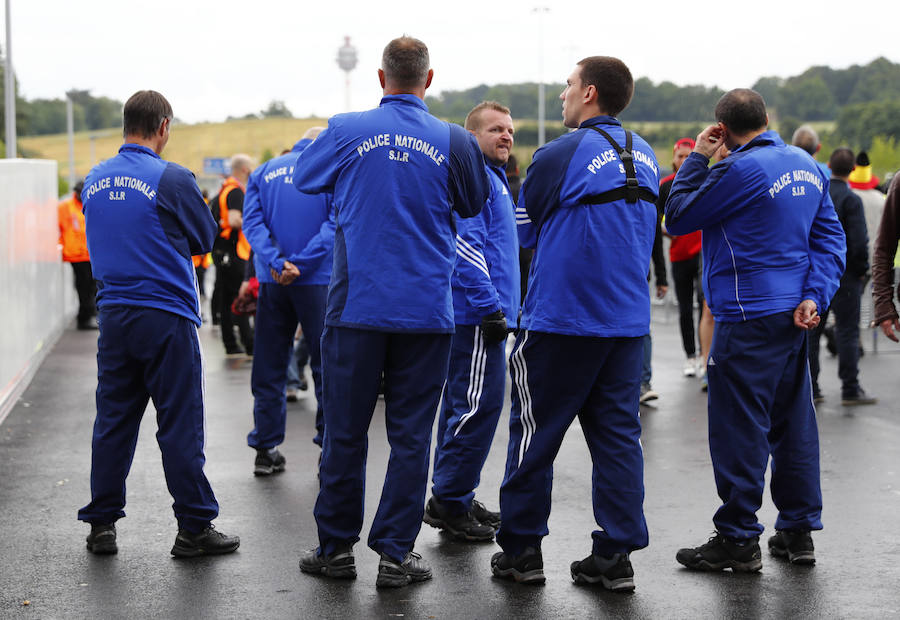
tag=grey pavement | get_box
[1,306,899,619]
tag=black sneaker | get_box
[225,344,245,357]
[472,499,501,530]
[490,547,545,584]
[376,551,432,588]
[299,545,357,579]
[86,523,117,555]
[768,530,815,565]
[841,389,877,406]
[570,552,635,592]
[171,525,240,557]
[423,497,494,541]
[675,532,762,572]
[254,448,286,476]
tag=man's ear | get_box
[424,68,434,90]
[378,68,386,89]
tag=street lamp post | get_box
[336,36,358,113]
[533,6,549,147]
[4,0,16,158]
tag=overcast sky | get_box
[4,0,897,124]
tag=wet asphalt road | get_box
[1,306,898,619]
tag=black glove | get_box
[481,310,508,345]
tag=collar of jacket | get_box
[487,162,512,191]
[578,115,621,129]
[291,138,312,153]
[380,94,428,112]
[734,129,782,153]
[119,143,161,159]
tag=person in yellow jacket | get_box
[58,180,97,329]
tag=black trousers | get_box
[672,254,703,357]
[70,261,97,325]
[215,259,253,353]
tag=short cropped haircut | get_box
[715,89,767,135]
[123,90,172,139]
[829,147,855,177]
[576,56,633,117]
[382,36,430,89]
[229,153,254,175]
[465,101,511,131]
[791,124,820,156]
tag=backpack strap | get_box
[581,126,656,205]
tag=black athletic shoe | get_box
[841,389,877,406]
[570,552,635,592]
[299,545,357,579]
[376,551,432,588]
[423,497,494,541]
[171,526,240,557]
[768,530,815,565]
[225,344,245,357]
[675,532,762,572]
[86,523,118,555]
[472,500,501,530]
[254,448,286,476]
[490,547,545,584]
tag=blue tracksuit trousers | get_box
[247,283,327,449]
[314,326,451,561]
[77,306,218,532]
[497,330,648,557]
[431,325,506,514]
[707,311,823,539]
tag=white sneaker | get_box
[640,383,659,403]
[683,357,698,377]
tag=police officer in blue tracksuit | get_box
[425,102,520,541]
[491,57,657,592]
[294,37,489,588]
[77,90,239,557]
[242,129,335,476]
[667,89,845,571]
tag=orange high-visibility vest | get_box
[58,193,90,263]
[217,177,251,260]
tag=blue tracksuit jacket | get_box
[516,116,659,337]
[452,163,520,324]
[82,144,216,325]
[243,138,335,286]
[665,131,846,322]
[292,94,489,333]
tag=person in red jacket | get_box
[58,180,97,330]
[659,138,703,376]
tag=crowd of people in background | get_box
[63,36,900,593]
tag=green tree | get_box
[261,100,292,118]
[778,75,835,121]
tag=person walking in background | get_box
[58,179,97,330]
[808,147,877,406]
[660,138,704,377]
[211,154,255,356]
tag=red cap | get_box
[674,138,696,152]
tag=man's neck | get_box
[383,87,426,100]
[124,134,162,154]
[728,127,767,150]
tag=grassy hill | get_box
[19,117,330,182]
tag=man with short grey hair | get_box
[791,124,830,177]
[294,36,489,588]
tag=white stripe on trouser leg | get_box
[195,325,208,452]
[454,326,487,436]
[510,331,534,467]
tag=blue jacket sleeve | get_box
[293,124,340,195]
[665,153,744,234]
[157,164,217,256]
[242,167,286,273]
[455,201,501,316]
[518,136,572,235]
[287,198,337,275]
[447,124,488,219]
[803,190,847,310]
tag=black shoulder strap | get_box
[582,126,656,205]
